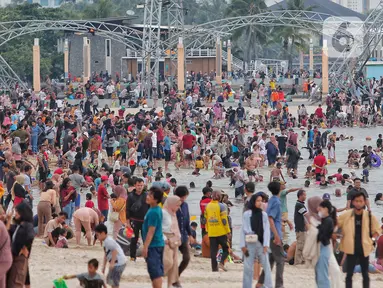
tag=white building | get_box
[331,0,372,14]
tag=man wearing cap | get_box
[98,175,110,221]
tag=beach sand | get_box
[29,102,383,287]
[30,239,383,288]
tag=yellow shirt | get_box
[195,160,204,169]
[337,210,381,257]
[204,200,230,237]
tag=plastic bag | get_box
[53,278,68,288]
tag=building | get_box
[331,0,372,14]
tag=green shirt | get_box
[280,189,288,213]
[119,137,128,153]
[142,206,164,248]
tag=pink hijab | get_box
[163,196,181,239]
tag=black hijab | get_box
[248,193,264,244]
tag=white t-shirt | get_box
[103,236,126,266]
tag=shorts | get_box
[235,186,244,198]
[106,147,114,157]
[282,212,288,221]
[146,246,164,280]
[47,138,54,145]
[164,150,171,162]
[75,193,81,208]
[39,168,47,183]
[120,152,127,161]
[107,263,126,286]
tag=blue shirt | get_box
[94,178,101,192]
[266,195,282,239]
[176,202,192,243]
[142,206,164,248]
[164,136,171,151]
[308,129,314,143]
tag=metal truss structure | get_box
[0,19,144,89]
[0,55,27,90]
[1,7,382,93]
[164,11,360,50]
[141,0,163,97]
[0,20,143,49]
[329,0,383,94]
[166,0,185,87]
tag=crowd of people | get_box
[0,75,382,288]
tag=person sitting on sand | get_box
[43,212,68,247]
[63,258,106,288]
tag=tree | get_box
[272,0,315,70]
[226,0,268,68]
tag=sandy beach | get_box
[29,239,383,288]
[28,102,383,287]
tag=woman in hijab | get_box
[240,193,272,288]
[12,137,22,165]
[110,188,127,240]
[11,175,26,206]
[307,196,322,224]
[6,202,35,288]
[306,196,342,288]
[162,195,181,288]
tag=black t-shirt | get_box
[354,213,363,255]
[294,201,307,232]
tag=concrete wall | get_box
[164,57,216,76]
[67,34,128,80]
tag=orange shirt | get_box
[303,82,308,92]
[271,91,279,102]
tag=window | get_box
[106,39,111,57]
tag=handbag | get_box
[164,232,181,249]
[245,234,258,243]
[110,202,126,223]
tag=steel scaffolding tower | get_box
[328,0,383,94]
[141,0,163,97]
[167,0,185,88]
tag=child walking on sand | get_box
[95,223,127,288]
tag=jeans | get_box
[209,235,229,271]
[130,220,143,260]
[346,253,369,288]
[62,201,75,225]
[31,135,38,153]
[258,241,285,288]
[243,241,272,288]
[315,243,331,288]
[101,209,108,222]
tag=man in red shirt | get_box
[97,175,110,221]
[182,129,196,150]
[181,129,196,167]
[313,149,327,181]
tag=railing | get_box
[222,50,243,70]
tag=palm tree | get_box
[83,0,115,19]
[226,0,268,69]
[272,0,316,71]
